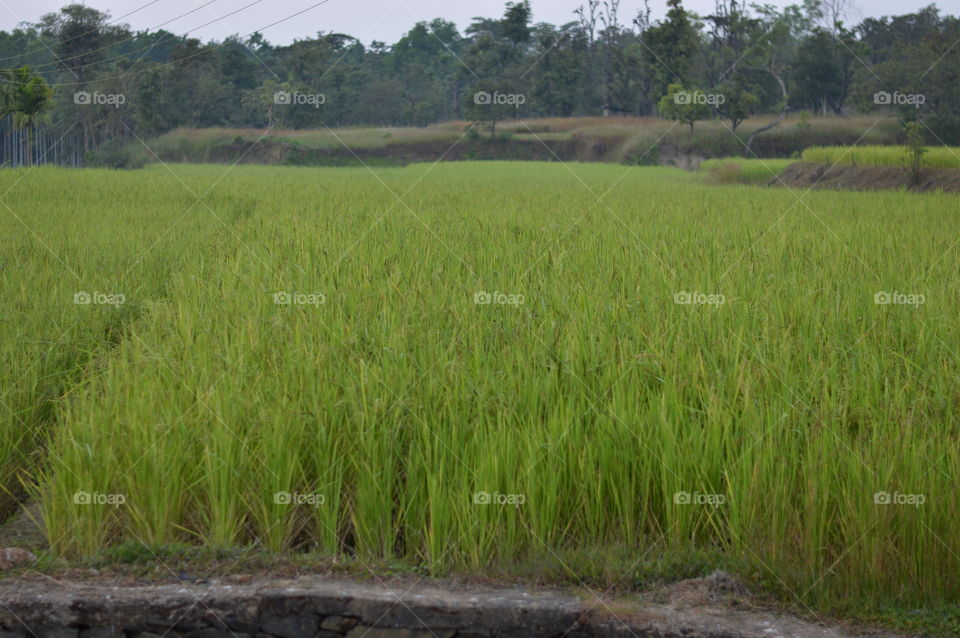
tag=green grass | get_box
[700,158,796,184]
[803,145,960,168]
[2,162,959,618]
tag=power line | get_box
[0,0,167,63]
[4,0,253,73]
[0,0,336,88]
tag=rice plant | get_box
[2,162,958,612]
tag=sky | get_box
[0,0,946,47]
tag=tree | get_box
[36,4,127,152]
[528,25,584,117]
[657,83,711,136]
[702,0,760,85]
[642,0,700,101]
[502,1,532,51]
[740,4,816,152]
[903,120,927,185]
[0,69,13,114]
[855,14,960,145]
[1,67,53,166]
[715,75,758,133]
[464,78,525,136]
[793,25,860,115]
[37,4,126,84]
[392,20,463,124]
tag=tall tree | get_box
[2,67,53,166]
[502,2,533,51]
[643,0,700,102]
[37,4,126,84]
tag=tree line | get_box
[1,0,958,164]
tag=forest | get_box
[0,0,958,163]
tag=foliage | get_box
[85,138,147,169]
[904,121,927,184]
[714,76,759,134]
[657,84,712,136]
[0,66,53,164]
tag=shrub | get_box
[86,139,148,169]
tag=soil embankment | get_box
[161,137,616,167]
[0,572,911,638]
[776,162,960,193]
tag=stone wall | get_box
[0,575,881,638]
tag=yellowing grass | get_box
[803,145,960,168]
[700,158,796,184]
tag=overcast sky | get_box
[0,0,947,46]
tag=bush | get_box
[623,144,660,166]
[706,161,743,184]
[701,158,796,184]
[86,139,148,169]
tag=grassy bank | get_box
[699,158,796,184]
[2,162,958,619]
[803,145,960,168]
[119,115,905,168]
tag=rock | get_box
[79,629,124,638]
[143,616,203,633]
[345,629,452,638]
[660,570,752,607]
[184,630,247,638]
[450,627,490,637]
[36,629,78,638]
[144,617,206,634]
[223,615,261,634]
[320,616,358,633]
[704,570,751,597]
[260,615,318,638]
[0,548,36,570]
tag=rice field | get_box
[803,145,960,168]
[2,162,960,611]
